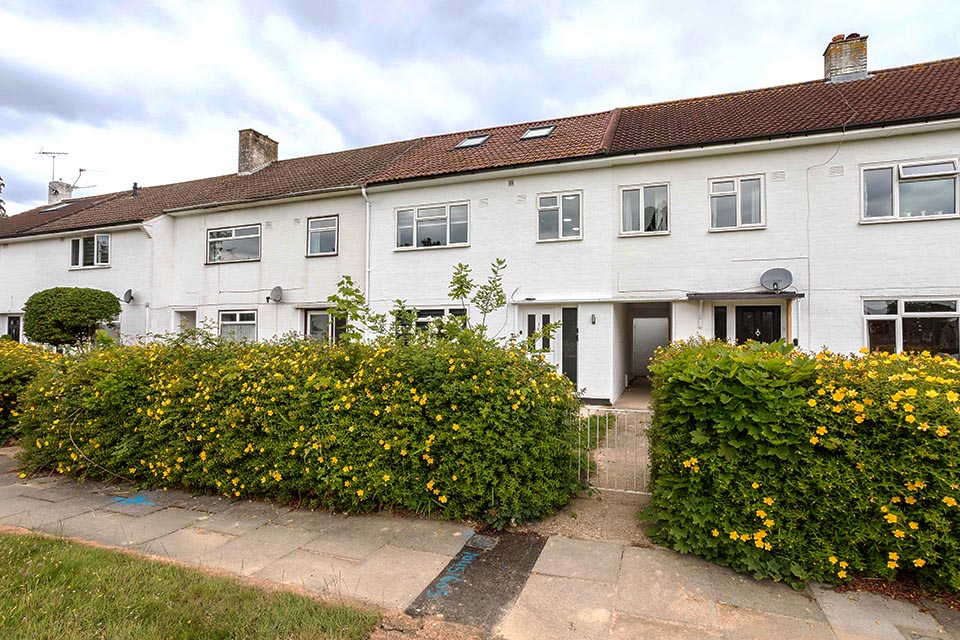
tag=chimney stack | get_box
[824,33,868,83]
[238,129,278,175]
[47,180,74,205]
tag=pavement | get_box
[0,446,957,640]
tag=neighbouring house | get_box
[1,34,958,404]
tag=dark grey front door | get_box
[7,316,20,342]
[735,306,781,344]
[561,307,578,384]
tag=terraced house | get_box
[2,34,959,403]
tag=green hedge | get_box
[647,339,960,591]
[17,325,580,528]
[0,340,60,443]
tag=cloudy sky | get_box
[1,0,957,214]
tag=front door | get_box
[735,306,781,344]
[6,316,21,342]
[522,307,578,383]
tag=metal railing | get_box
[577,408,652,495]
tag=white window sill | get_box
[859,213,960,225]
[536,237,582,243]
[708,224,766,233]
[69,264,111,270]
[205,258,261,265]
[394,243,470,252]
[619,230,670,238]
[306,252,339,258]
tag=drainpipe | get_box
[361,185,372,338]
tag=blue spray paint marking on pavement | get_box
[425,551,483,598]
[112,494,155,506]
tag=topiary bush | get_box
[17,321,580,528]
[23,287,121,348]
[0,340,60,443]
[647,339,960,592]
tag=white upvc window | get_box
[305,310,346,343]
[621,183,669,235]
[219,310,257,341]
[207,224,261,263]
[307,216,338,256]
[864,298,959,357]
[70,233,110,267]
[862,159,959,220]
[709,176,764,230]
[415,307,467,331]
[537,191,582,241]
[395,203,469,249]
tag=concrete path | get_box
[0,448,956,639]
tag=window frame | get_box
[206,224,261,264]
[454,134,491,149]
[219,310,257,341]
[394,202,470,250]
[69,233,111,268]
[863,298,960,357]
[708,175,765,231]
[536,190,583,242]
[304,309,346,343]
[414,307,468,331]
[860,158,960,223]
[619,182,670,236]
[520,125,556,140]
[306,215,338,257]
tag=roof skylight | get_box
[520,125,556,140]
[40,202,70,213]
[454,134,491,149]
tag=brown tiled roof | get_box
[4,56,960,240]
[609,57,960,154]
[2,139,418,238]
[368,110,617,183]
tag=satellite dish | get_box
[121,289,134,303]
[760,268,793,293]
[268,286,284,302]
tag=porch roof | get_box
[686,291,805,301]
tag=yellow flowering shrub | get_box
[17,322,580,528]
[0,339,60,442]
[648,339,960,592]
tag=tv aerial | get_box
[37,148,69,180]
[72,168,101,190]
[760,268,793,293]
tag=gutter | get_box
[361,184,372,301]
[0,222,145,244]
[163,184,363,216]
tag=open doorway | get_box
[616,302,671,407]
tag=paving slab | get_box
[497,573,616,640]
[812,584,946,640]
[189,505,272,536]
[55,509,141,546]
[165,491,236,514]
[717,603,837,640]
[0,494,46,519]
[253,547,358,592]
[2,494,106,532]
[203,524,318,575]
[610,613,722,640]
[101,489,177,515]
[923,600,960,639]
[707,563,827,622]
[271,509,351,534]
[94,507,202,546]
[300,516,399,561]
[616,547,721,629]
[335,544,452,610]
[138,527,238,565]
[532,536,623,584]
[12,478,103,503]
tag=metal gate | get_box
[577,408,651,495]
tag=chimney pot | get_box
[47,180,73,205]
[824,33,868,83]
[238,129,278,175]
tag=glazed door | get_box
[735,306,781,344]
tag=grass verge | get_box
[0,532,378,640]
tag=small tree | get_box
[23,287,121,348]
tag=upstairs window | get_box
[709,176,763,230]
[396,203,469,249]
[70,234,110,268]
[454,134,490,149]
[307,216,338,256]
[537,192,582,241]
[207,225,261,263]
[863,160,958,220]
[219,311,257,341]
[622,184,669,234]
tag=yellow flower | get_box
[816,426,828,435]
[828,556,838,564]
[887,561,898,569]
[913,558,926,567]
[356,489,364,497]
[751,482,760,489]
[711,529,719,537]
[925,390,939,398]
[908,521,919,530]
[756,509,767,518]
[943,496,957,507]
[936,425,950,437]
[810,436,819,444]
[905,415,916,424]
[905,496,917,505]
[729,531,739,540]
[439,495,448,503]
[884,513,898,523]
[838,570,847,578]
[763,497,775,506]
[946,391,959,402]
[807,399,817,407]
[832,390,846,402]
[893,529,905,538]
[764,519,775,527]
[839,561,848,568]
